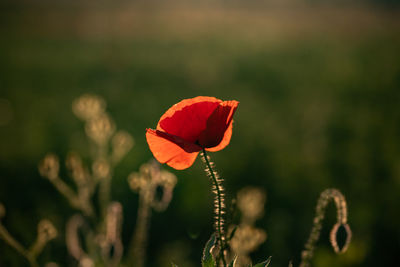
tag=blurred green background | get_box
[1,0,399,266]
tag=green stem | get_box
[201,149,227,267]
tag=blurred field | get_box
[0,1,400,266]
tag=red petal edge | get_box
[146,128,201,170]
[203,100,239,151]
[157,96,222,130]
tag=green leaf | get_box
[202,234,217,267]
[252,256,272,267]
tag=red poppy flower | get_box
[146,96,239,170]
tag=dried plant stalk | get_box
[100,202,124,267]
[39,154,94,217]
[230,187,267,267]
[39,94,134,265]
[0,203,56,267]
[300,188,352,267]
[66,214,87,261]
[128,160,177,267]
[29,220,58,258]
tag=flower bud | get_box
[38,219,58,242]
[128,173,147,192]
[230,224,266,253]
[72,94,105,121]
[237,187,266,222]
[85,114,115,145]
[39,154,60,180]
[112,131,134,161]
[92,159,110,180]
[79,256,94,267]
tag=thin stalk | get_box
[97,143,110,220]
[300,188,351,267]
[129,190,152,267]
[48,176,94,217]
[99,176,111,219]
[0,224,39,267]
[201,149,227,267]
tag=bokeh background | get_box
[1,0,399,266]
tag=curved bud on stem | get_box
[300,188,352,267]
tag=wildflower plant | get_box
[229,187,267,267]
[146,96,239,266]
[1,95,353,267]
[36,94,176,266]
[299,189,352,267]
[147,96,352,267]
[0,202,57,267]
[37,93,132,266]
[128,160,177,267]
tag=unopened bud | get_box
[39,154,60,180]
[237,187,266,222]
[79,256,94,267]
[85,114,115,145]
[230,224,266,253]
[66,152,88,185]
[72,94,105,121]
[159,170,177,188]
[112,131,134,161]
[38,219,58,242]
[128,173,147,192]
[92,159,110,179]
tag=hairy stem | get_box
[300,188,351,267]
[201,149,227,267]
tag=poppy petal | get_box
[199,100,239,149]
[157,96,221,143]
[205,121,233,152]
[146,129,201,170]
